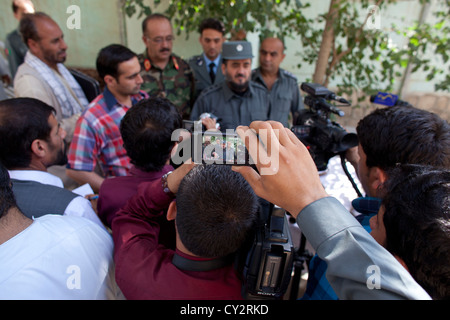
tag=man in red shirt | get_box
[112,163,258,300]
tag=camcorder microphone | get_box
[370,92,412,107]
[300,83,351,105]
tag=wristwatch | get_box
[161,171,174,196]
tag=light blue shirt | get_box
[298,197,431,300]
[203,53,221,75]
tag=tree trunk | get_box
[312,0,341,85]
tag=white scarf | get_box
[24,51,89,118]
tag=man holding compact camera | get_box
[112,163,259,300]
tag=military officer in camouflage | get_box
[252,37,304,128]
[139,14,195,119]
[190,41,269,131]
[188,18,226,99]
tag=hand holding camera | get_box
[233,120,328,218]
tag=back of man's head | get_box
[175,165,258,258]
[381,164,450,300]
[120,97,182,172]
[0,161,17,219]
[357,106,450,170]
[0,98,55,169]
[96,44,138,80]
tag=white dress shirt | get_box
[0,215,123,300]
[8,170,104,229]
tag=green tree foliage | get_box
[122,0,449,98]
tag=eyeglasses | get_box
[145,36,175,44]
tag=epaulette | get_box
[188,55,204,67]
[282,69,298,80]
[198,83,222,97]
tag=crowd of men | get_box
[0,0,449,301]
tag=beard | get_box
[49,140,68,166]
[226,73,250,93]
[228,80,249,93]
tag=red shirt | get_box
[98,165,173,228]
[111,177,243,300]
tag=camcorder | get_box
[237,205,295,300]
[292,83,358,171]
[183,121,296,300]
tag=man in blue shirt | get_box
[189,18,226,99]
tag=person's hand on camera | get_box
[233,121,328,218]
[166,160,196,194]
[202,117,218,131]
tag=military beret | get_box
[222,41,254,60]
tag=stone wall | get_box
[335,91,450,130]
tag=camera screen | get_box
[193,133,249,165]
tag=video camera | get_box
[292,83,358,171]
[184,122,295,300]
[238,205,295,300]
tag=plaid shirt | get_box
[301,197,381,300]
[67,88,148,178]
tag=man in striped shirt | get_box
[66,44,147,193]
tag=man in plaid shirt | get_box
[66,45,147,192]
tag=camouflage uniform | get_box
[138,51,195,119]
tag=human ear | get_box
[167,200,177,221]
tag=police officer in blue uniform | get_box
[190,41,269,132]
[252,37,304,127]
[188,18,226,100]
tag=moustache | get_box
[159,48,171,53]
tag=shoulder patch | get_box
[282,69,298,80]
[199,83,222,97]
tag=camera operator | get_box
[233,120,430,299]
[302,105,450,300]
[111,163,259,300]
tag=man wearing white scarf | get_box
[14,12,88,142]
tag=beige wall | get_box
[1,0,448,122]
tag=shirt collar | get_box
[252,67,282,87]
[203,53,221,67]
[129,164,173,179]
[8,170,64,188]
[103,87,145,111]
[143,50,177,72]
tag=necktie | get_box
[209,62,216,83]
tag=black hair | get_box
[120,97,182,172]
[357,105,450,170]
[96,44,138,80]
[198,18,225,35]
[0,98,55,169]
[0,161,17,219]
[381,164,450,299]
[175,165,258,258]
[19,11,51,47]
